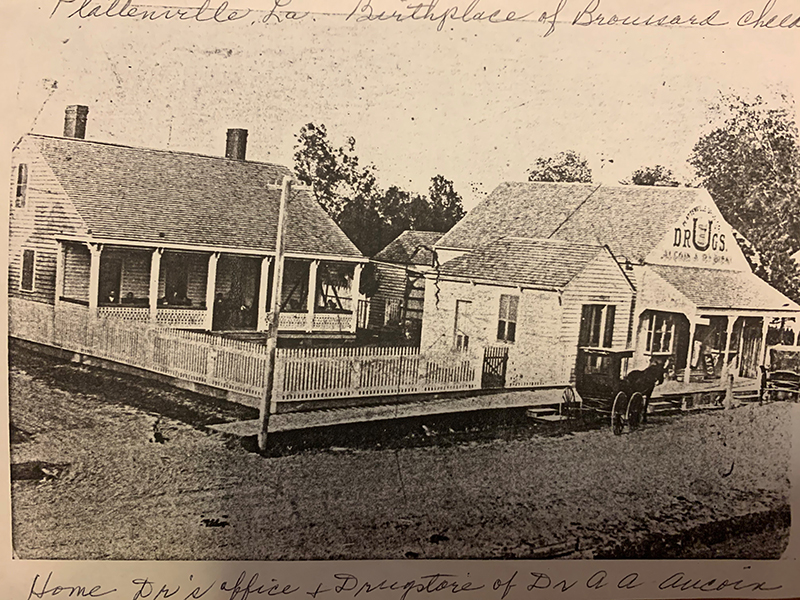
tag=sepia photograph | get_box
[4,0,799,570]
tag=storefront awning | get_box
[648,265,800,314]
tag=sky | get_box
[4,0,799,210]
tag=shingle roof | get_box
[437,182,707,263]
[373,230,444,265]
[439,237,609,290]
[649,265,800,311]
[30,134,362,258]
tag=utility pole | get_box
[258,176,291,452]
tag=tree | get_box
[293,123,378,220]
[527,150,593,183]
[621,164,680,186]
[293,123,466,256]
[689,93,800,300]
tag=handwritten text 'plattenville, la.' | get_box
[50,0,800,35]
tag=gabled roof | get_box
[439,237,614,291]
[649,265,800,312]
[29,134,362,258]
[437,182,707,263]
[372,230,444,265]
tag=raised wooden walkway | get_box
[209,387,568,437]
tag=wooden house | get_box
[368,230,443,341]
[420,237,634,388]
[432,182,800,387]
[9,105,367,341]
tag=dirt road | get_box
[9,347,791,560]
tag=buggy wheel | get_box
[627,392,644,431]
[561,387,576,417]
[611,391,627,435]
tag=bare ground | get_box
[8,347,792,560]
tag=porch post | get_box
[684,318,697,384]
[87,243,102,315]
[54,240,65,307]
[149,248,163,323]
[204,252,219,331]
[722,315,736,379]
[257,256,273,332]
[760,315,770,366]
[351,263,363,333]
[306,260,319,332]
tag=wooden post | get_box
[257,256,273,332]
[204,252,219,331]
[722,315,736,379]
[54,240,65,308]
[259,176,291,452]
[87,243,102,315]
[684,318,697,385]
[760,315,770,367]
[149,248,163,323]
[306,259,319,332]
[351,263,363,333]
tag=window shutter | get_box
[20,249,34,291]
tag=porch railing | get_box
[10,298,481,407]
[274,345,481,402]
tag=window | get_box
[20,249,35,292]
[164,255,189,303]
[384,298,402,325]
[454,300,471,350]
[579,304,616,348]
[646,313,675,354]
[15,164,28,208]
[497,294,519,342]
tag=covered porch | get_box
[55,238,365,335]
[632,265,800,391]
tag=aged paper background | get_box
[1,0,799,597]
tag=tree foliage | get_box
[293,123,466,257]
[689,93,800,300]
[527,150,593,183]
[621,164,680,186]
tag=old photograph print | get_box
[6,0,798,561]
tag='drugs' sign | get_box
[649,204,748,271]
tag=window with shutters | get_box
[15,164,28,208]
[20,249,35,292]
[497,294,519,342]
[646,312,675,354]
[579,304,615,348]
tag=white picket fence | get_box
[274,345,481,402]
[10,298,481,406]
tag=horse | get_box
[621,358,670,424]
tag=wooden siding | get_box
[369,262,406,328]
[420,277,565,386]
[560,252,635,381]
[116,248,152,297]
[8,138,88,304]
[63,243,90,301]
[157,251,210,304]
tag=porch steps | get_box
[526,405,568,422]
[647,400,681,415]
[733,390,762,403]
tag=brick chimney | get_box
[64,105,89,139]
[225,128,248,160]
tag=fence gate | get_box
[482,346,509,389]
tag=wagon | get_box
[761,345,800,402]
[573,348,644,435]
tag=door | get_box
[98,258,122,304]
[739,319,762,379]
[482,346,509,389]
[454,300,472,351]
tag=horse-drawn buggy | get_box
[760,345,800,402]
[572,348,667,434]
